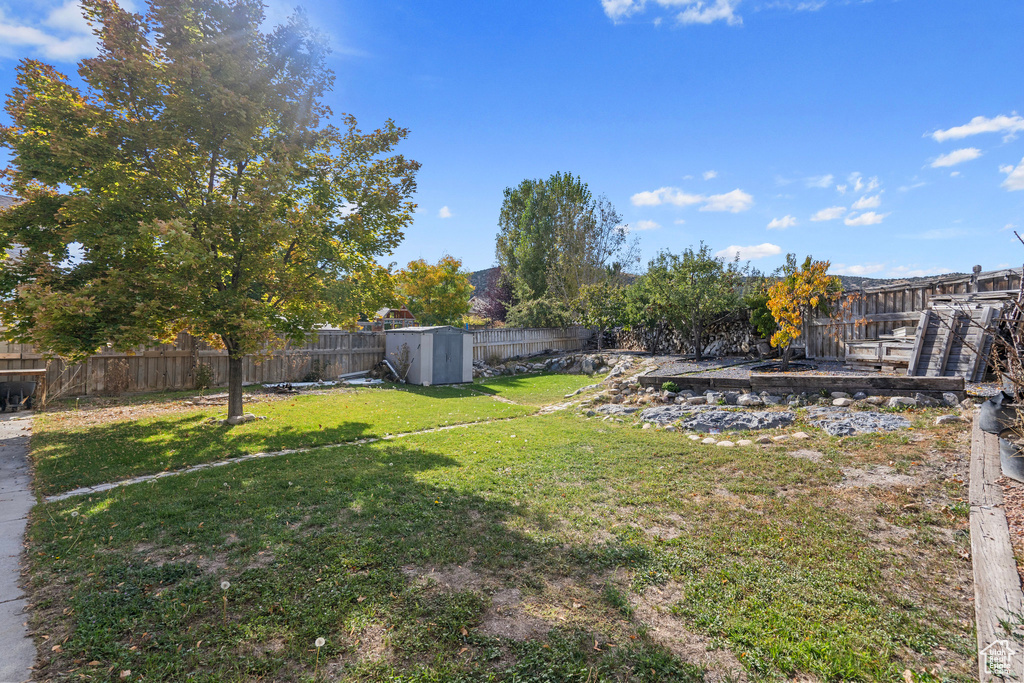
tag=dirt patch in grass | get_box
[631,583,747,683]
[837,464,923,489]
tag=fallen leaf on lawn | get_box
[461,627,468,636]
[120,671,131,679]
[51,644,63,652]
[87,661,101,666]
[357,596,365,602]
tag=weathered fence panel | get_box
[0,330,386,398]
[806,267,1023,361]
[471,326,593,362]
[0,326,594,397]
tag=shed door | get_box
[432,332,463,384]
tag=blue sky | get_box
[1,0,1022,278]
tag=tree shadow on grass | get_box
[30,439,700,682]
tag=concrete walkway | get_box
[0,413,34,683]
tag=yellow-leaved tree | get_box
[395,255,474,326]
[766,255,843,370]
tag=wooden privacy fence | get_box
[0,330,386,398]
[471,327,593,362]
[806,267,1023,361]
[0,326,594,397]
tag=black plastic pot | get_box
[980,392,1018,434]
[1000,437,1024,484]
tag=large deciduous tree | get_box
[625,244,739,359]
[495,172,636,326]
[0,0,418,419]
[395,255,474,326]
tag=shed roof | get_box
[385,325,471,334]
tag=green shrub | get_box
[661,381,680,393]
[193,363,214,390]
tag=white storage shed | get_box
[384,326,474,385]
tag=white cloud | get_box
[631,186,752,212]
[700,189,753,213]
[805,174,834,189]
[601,0,740,26]
[766,215,797,230]
[630,187,704,207]
[832,263,885,276]
[702,170,718,180]
[0,1,97,61]
[676,0,741,26]
[810,206,846,222]
[835,184,847,195]
[851,193,882,210]
[673,219,687,225]
[601,0,645,20]
[633,219,661,231]
[1001,157,1024,191]
[1002,223,1017,232]
[848,173,880,194]
[844,211,888,227]
[950,171,961,178]
[930,147,982,168]
[931,114,1024,142]
[715,242,782,261]
[438,206,452,218]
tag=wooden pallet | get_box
[907,305,999,380]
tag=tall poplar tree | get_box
[0,0,418,418]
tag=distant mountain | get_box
[836,273,967,290]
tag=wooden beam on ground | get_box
[970,418,1024,681]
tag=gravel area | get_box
[645,354,999,397]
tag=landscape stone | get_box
[942,392,961,407]
[853,392,868,400]
[716,441,736,448]
[887,396,918,409]
[736,394,763,407]
[913,393,941,407]
[761,395,783,405]
[755,435,773,444]
[595,405,638,416]
[642,407,796,432]
[688,435,702,441]
[935,414,964,425]
[806,407,912,436]
[736,439,754,446]
[830,391,850,399]
[701,437,717,445]
[791,432,811,440]
[772,435,789,442]
[686,395,707,405]
[864,396,886,405]
[832,398,855,407]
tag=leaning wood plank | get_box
[906,310,932,376]
[970,418,1024,682]
[931,313,957,377]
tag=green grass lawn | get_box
[31,384,533,497]
[474,372,605,406]
[27,393,975,682]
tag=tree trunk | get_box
[223,336,244,419]
[597,327,603,351]
[692,321,703,361]
[780,344,792,372]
